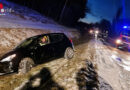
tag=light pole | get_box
[59,0,68,22]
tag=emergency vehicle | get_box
[116,26,130,49]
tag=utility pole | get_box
[59,0,68,23]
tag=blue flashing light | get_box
[123,26,128,29]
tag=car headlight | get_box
[116,39,122,44]
[95,30,99,34]
[0,54,16,62]
[89,30,93,34]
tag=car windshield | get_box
[16,36,36,49]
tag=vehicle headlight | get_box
[0,54,16,62]
[89,30,93,34]
[116,39,122,44]
[95,30,99,34]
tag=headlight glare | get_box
[89,30,93,34]
[1,54,16,62]
[116,39,122,44]
[95,30,99,34]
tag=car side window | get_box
[39,35,50,46]
[50,34,63,43]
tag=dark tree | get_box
[99,19,112,37]
[60,0,89,26]
[9,0,89,26]
[112,7,123,37]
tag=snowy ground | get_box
[92,39,130,90]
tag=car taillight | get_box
[69,39,75,51]
[69,39,73,43]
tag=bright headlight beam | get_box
[0,54,16,62]
[95,30,99,34]
[116,39,122,44]
[89,30,93,34]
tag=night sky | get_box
[81,0,130,23]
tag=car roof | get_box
[44,33,65,35]
[36,33,65,37]
[23,33,66,41]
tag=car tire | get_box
[18,57,35,74]
[64,47,74,60]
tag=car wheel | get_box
[18,57,35,74]
[64,47,74,60]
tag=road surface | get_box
[93,38,130,90]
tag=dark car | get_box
[0,33,74,74]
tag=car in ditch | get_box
[0,33,74,74]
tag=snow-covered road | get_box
[90,39,130,90]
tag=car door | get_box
[49,34,65,57]
[36,35,54,63]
